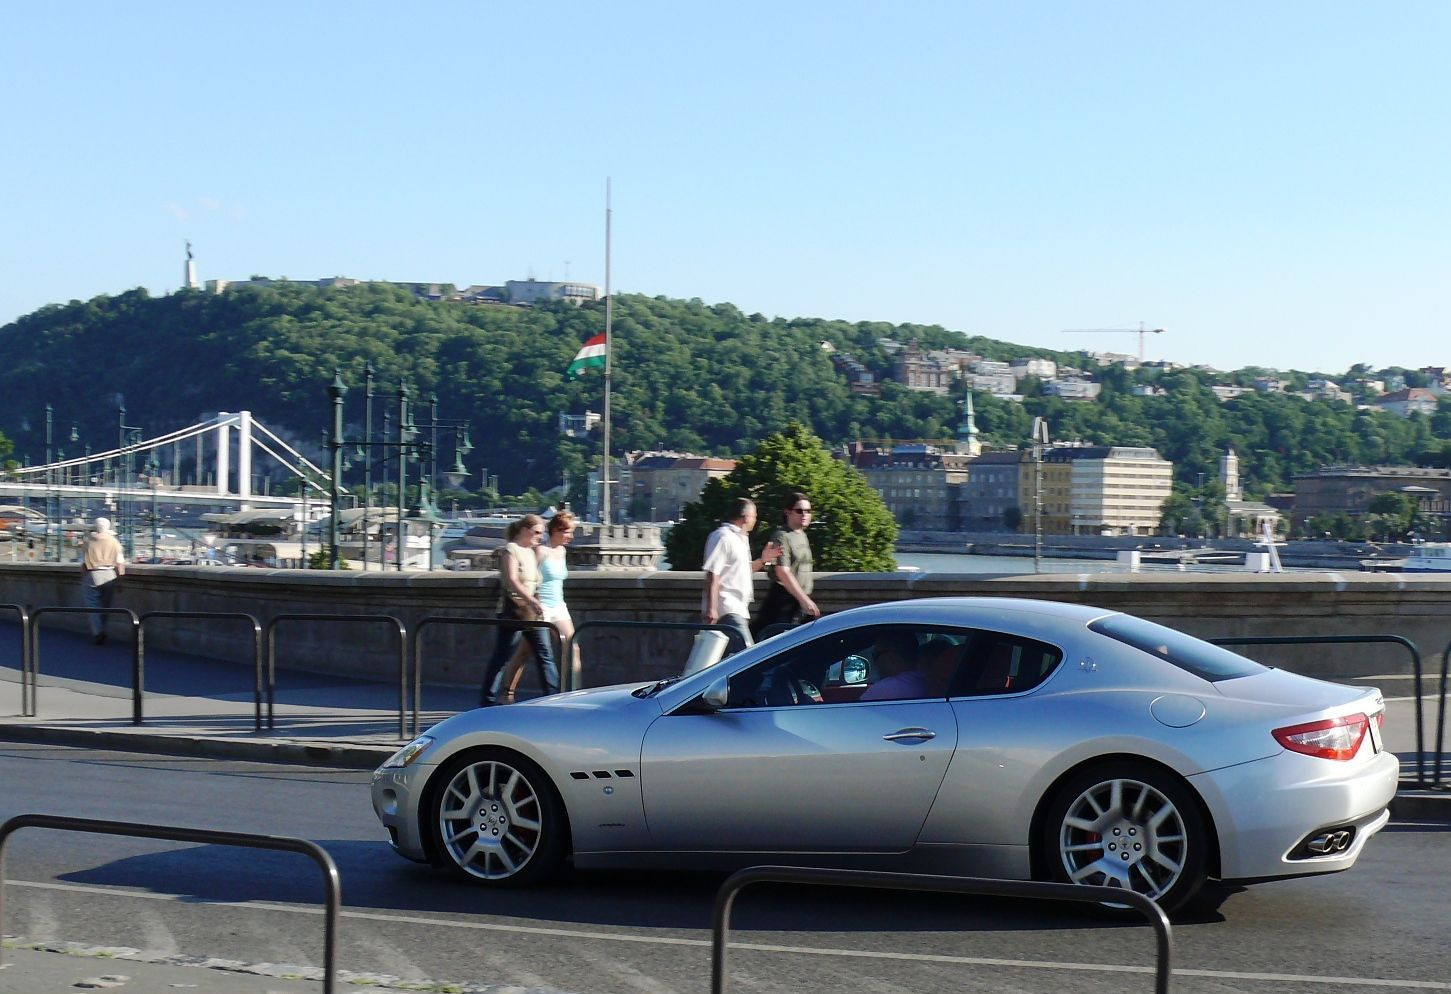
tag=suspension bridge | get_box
[1,411,329,520]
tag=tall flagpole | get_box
[602,178,613,526]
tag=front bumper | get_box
[1192,748,1399,881]
[371,763,433,863]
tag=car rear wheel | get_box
[429,749,566,886]
[1041,761,1207,913]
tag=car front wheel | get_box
[1041,761,1208,913]
[429,749,566,886]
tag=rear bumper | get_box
[1192,749,1399,881]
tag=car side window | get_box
[949,632,1063,697]
[724,625,972,708]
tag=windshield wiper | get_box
[633,677,680,698]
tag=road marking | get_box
[8,879,1450,990]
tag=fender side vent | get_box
[592,770,612,779]
[614,769,635,778]
[569,772,590,780]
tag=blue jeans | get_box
[480,606,559,704]
[82,577,117,637]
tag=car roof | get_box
[826,596,1117,626]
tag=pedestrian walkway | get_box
[0,621,480,768]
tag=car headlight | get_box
[379,735,435,770]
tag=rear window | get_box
[1088,614,1268,682]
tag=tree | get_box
[666,423,897,571]
[1366,491,1415,538]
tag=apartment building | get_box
[626,453,736,521]
[1018,446,1173,535]
[847,443,971,530]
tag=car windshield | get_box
[1088,614,1268,682]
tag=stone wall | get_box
[4,563,1450,690]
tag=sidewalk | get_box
[0,621,476,769]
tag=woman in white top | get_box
[478,515,559,706]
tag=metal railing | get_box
[0,813,341,994]
[712,866,1174,994]
[1211,634,1433,786]
[0,603,33,717]
[410,616,561,737]
[28,607,141,723]
[139,611,264,731]
[1435,638,1451,789]
[564,620,743,691]
[264,614,408,737]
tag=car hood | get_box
[511,682,659,712]
[1213,667,1380,713]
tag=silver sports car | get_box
[371,597,1398,911]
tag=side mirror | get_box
[701,676,730,710]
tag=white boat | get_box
[1403,543,1451,573]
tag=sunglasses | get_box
[791,506,812,513]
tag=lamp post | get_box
[146,457,161,562]
[323,374,464,571]
[116,404,143,559]
[1031,416,1049,573]
[328,374,347,569]
[44,404,55,561]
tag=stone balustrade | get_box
[4,563,1450,693]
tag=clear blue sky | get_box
[3,2,1446,374]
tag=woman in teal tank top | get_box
[499,511,579,700]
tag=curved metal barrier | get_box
[1211,634,1429,786]
[1435,639,1451,789]
[28,607,142,723]
[410,616,561,736]
[139,611,264,732]
[564,620,743,692]
[264,614,407,737]
[0,604,34,717]
[0,813,341,994]
[712,865,1173,994]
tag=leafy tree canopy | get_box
[665,423,897,571]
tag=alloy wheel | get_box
[1057,776,1189,901]
[437,759,544,880]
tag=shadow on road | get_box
[55,839,1180,935]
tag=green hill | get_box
[0,282,1445,505]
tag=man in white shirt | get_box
[701,497,780,655]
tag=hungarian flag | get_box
[566,333,607,378]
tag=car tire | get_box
[1039,760,1208,914]
[427,748,567,887]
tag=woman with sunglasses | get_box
[751,491,821,638]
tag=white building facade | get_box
[1069,446,1174,535]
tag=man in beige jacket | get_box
[81,516,126,644]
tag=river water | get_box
[894,552,1115,574]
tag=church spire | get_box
[955,391,982,457]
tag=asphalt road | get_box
[1,743,1448,994]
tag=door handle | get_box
[883,727,936,742]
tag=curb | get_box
[1391,787,1451,822]
[0,723,394,770]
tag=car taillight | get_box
[1273,714,1369,761]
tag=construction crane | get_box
[1061,324,1166,362]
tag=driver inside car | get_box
[860,631,928,701]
